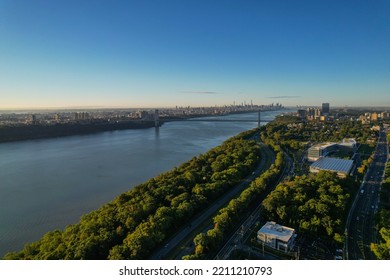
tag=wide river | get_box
[0,110,284,256]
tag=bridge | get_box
[159,110,274,127]
[163,118,274,123]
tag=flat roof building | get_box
[339,138,357,150]
[310,157,354,178]
[322,103,330,115]
[307,143,338,162]
[257,222,296,252]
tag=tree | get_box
[370,228,390,260]
[261,172,356,241]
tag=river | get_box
[0,110,285,256]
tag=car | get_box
[335,256,343,260]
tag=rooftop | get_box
[310,157,354,174]
[342,138,356,144]
[309,142,337,150]
[258,222,295,243]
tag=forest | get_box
[4,129,260,259]
[259,115,375,153]
[262,171,356,243]
[370,208,390,260]
[183,143,285,259]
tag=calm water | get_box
[0,111,282,256]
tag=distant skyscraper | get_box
[297,109,306,119]
[74,112,90,121]
[306,107,316,120]
[315,108,321,119]
[322,103,330,115]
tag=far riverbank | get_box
[0,110,286,256]
[0,108,283,143]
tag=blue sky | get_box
[0,0,389,109]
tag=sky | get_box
[0,0,389,109]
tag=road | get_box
[149,141,275,260]
[346,130,388,259]
[214,150,294,260]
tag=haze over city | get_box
[1,0,389,109]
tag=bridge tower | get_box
[258,110,261,128]
[154,109,159,127]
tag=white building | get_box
[257,222,296,252]
[307,143,338,162]
[307,139,357,162]
[339,138,357,150]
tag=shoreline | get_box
[0,120,160,144]
[0,109,283,143]
[3,126,262,259]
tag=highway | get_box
[346,130,388,259]
[214,150,294,260]
[149,140,275,260]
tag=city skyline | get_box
[1,0,389,109]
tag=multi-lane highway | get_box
[346,130,388,259]
[150,140,275,260]
[214,151,294,260]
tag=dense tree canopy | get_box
[370,209,390,260]
[262,171,356,242]
[260,116,374,152]
[4,129,261,260]
[183,144,284,259]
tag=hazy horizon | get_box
[1,104,390,114]
[1,1,389,109]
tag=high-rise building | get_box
[74,112,90,121]
[322,103,330,115]
[297,109,306,119]
[315,108,322,119]
[27,114,37,125]
[306,107,316,120]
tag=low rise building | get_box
[257,222,296,252]
[381,112,389,119]
[310,157,354,178]
[339,138,357,150]
[371,125,381,132]
[307,143,338,162]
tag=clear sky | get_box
[0,0,389,109]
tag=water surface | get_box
[0,111,282,256]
